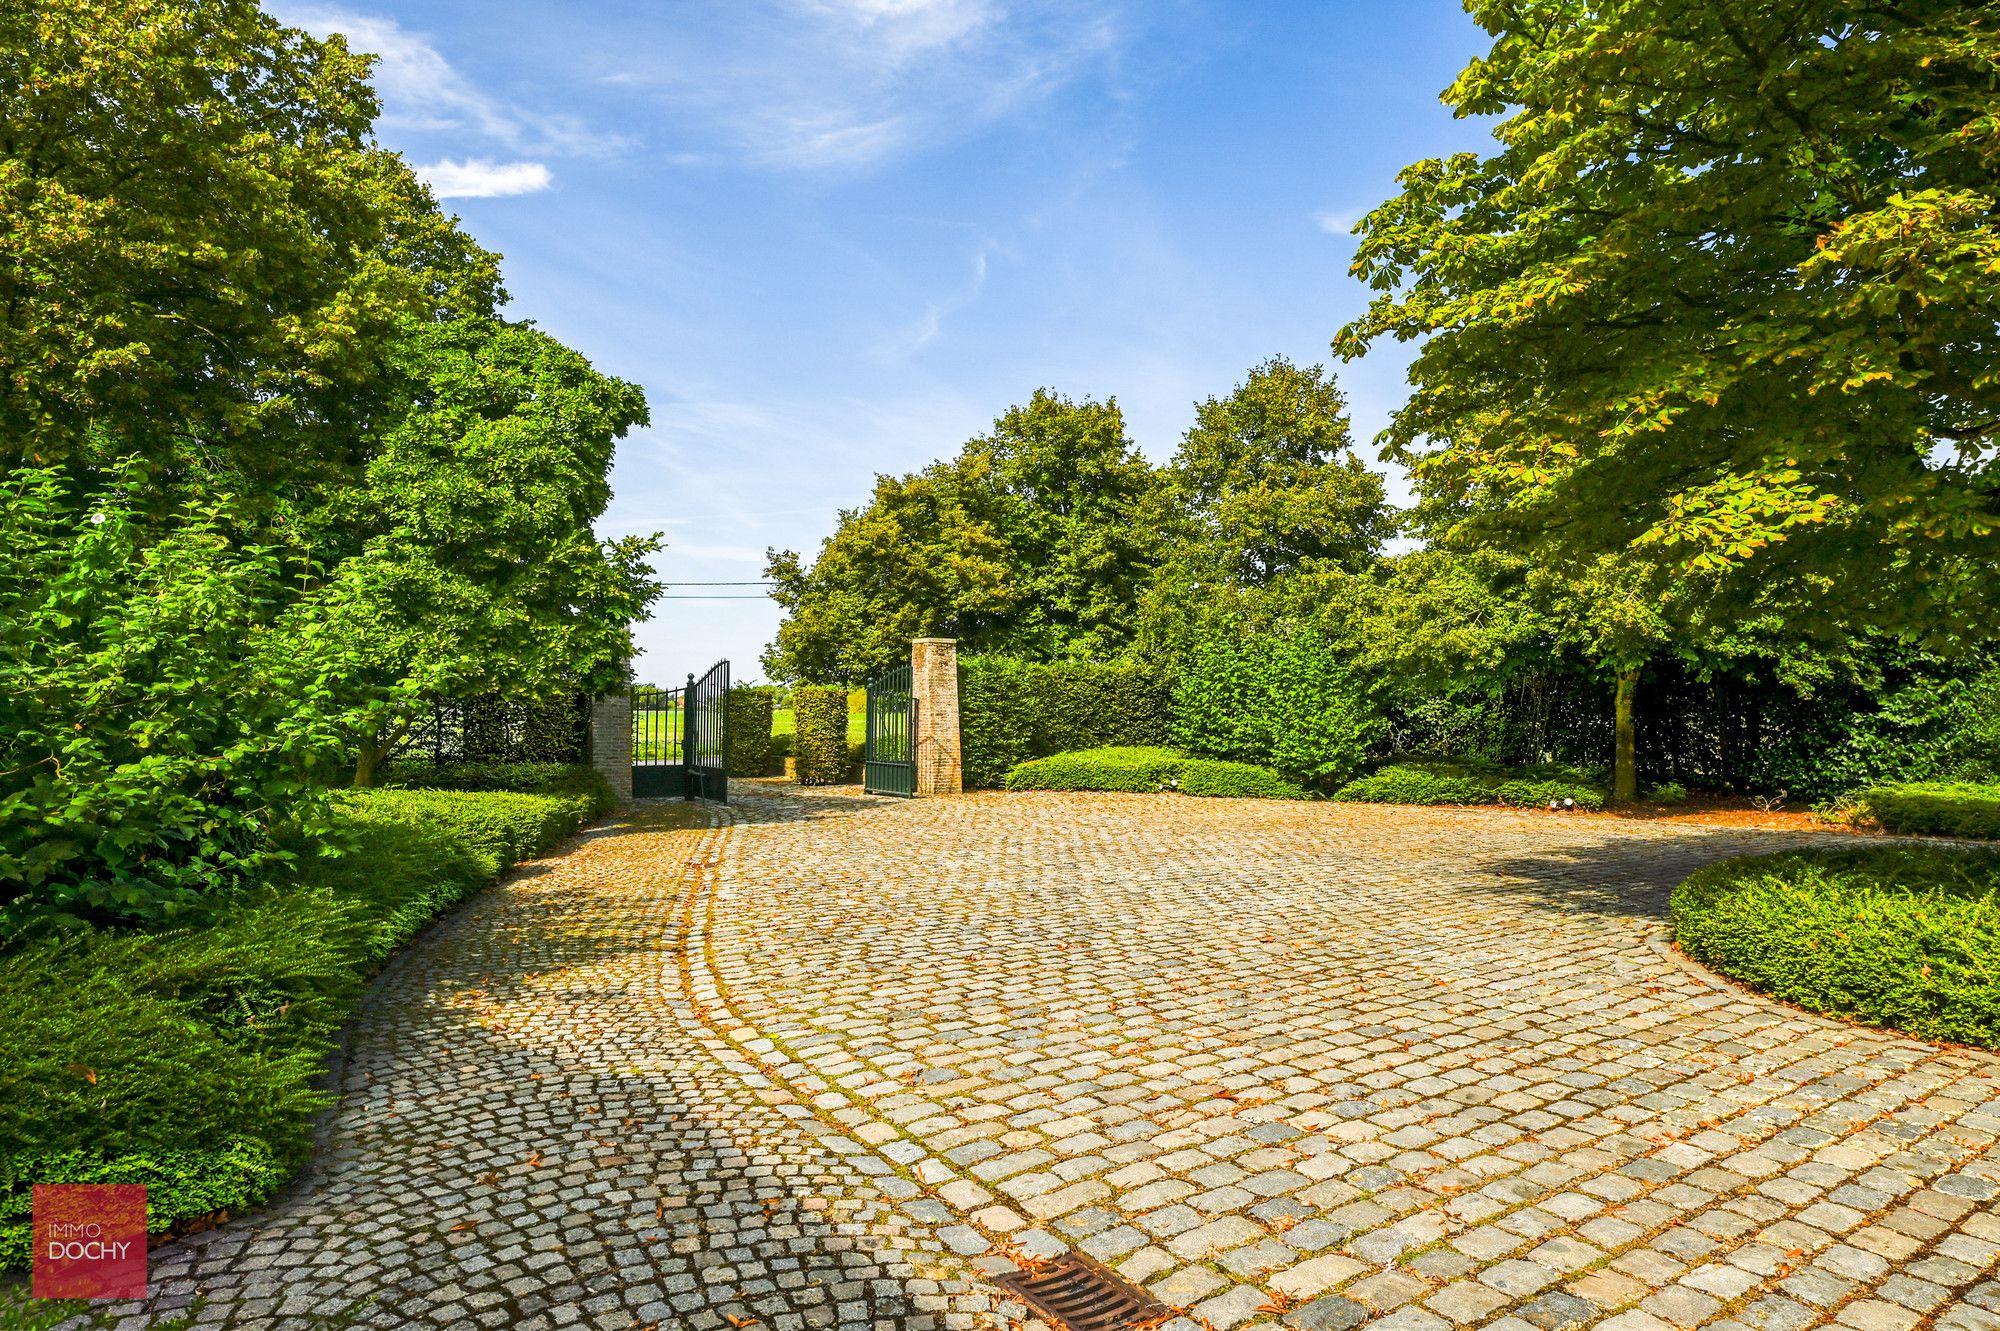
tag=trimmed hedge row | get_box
[1002,747,1309,800]
[1672,847,2000,1048]
[379,761,614,826]
[726,685,778,776]
[0,779,604,1272]
[792,686,851,786]
[1847,782,2000,839]
[960,658,1172,789]
[1333,760,1606,810]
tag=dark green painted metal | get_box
[864,661,917,797]
[631,660,730,803]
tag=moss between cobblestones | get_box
[0,783,605,1272]
[1672,845,2000,1048]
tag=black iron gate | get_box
[633,659,730,801]
[864,661,917,797]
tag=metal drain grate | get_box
[994,1252,1173,1330]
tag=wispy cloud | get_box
[613,0,1128,171]
[417,159,553,198]
[1315,207,1367,238]
[273,3,628,158]
[884,247,991,358]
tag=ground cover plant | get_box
[1843,782,2000,840]
[1333,759,1606,810]
[1673,847,2000,1048]
[1003,747,1308,800]
[0,779,603,1272]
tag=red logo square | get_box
[32,1184,147,1300]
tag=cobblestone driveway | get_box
[85,785,2000,1330]
[700,786,2000,1331]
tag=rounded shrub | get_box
[1849,782,2000,839]
[1004,747,1186,793]
[1176,760,1310,800]
[792,686,851,786]
[1672,847,2000,1047]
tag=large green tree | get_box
[334,319,657,784]
[0,0,499,510]
[1137,357,1392,654]
[764,390,1159,681]
[1338,0,2000,797]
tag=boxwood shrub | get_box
[379,761,614,824]
[1672,847,2000,1047]
[1333,760,1605,810]
[1175,759,1310,801]
[0,781,592,1272]
[1848,782,2000,839]
[1003,747,1307,800]
[792,685,850,786]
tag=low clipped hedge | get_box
[792,685,850,786]
[0,781,596,1272]
[1333,760,1606,810]
[1848,782,2000,839]
[1672,847,2000,1048]
[1003,747,1308,800]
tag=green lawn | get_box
[771,707,866,745]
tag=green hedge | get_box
[960,658,1172,789]
[1173,626,1383,788]
[0,782,591,1271]
[726,686,778,776]
[1177,759,1310,800]
[792,686,850,786]
[1848,782,2000,839]
[1333,760,1606,810]
[1672,847,2000,1047]
[1002,747,1307,800]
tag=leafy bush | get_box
[1334,760,1605,810]
[1004,747,1187,793]
[1003,747,1307,800]
[726,686,778,775]
[1172,626,1383,788]
[959,658,1173,789]
[1672,847,2000,1047]
[1175,760,1310,800]
[0,468,356,940]
[1649,781,1690,805]
[792,686,851,785]
[0,782,587,1269]
[1847,782,2000,839]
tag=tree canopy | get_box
[763,389,1158,681]
[1337,0,2000,647]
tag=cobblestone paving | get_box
[71,785,2000,1331]
[86,801,1011,1331]
[695,785,2000,1331]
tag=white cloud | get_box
[417,159,553,198]
[616,0,1126,171]
[883,246,990,358]
[272,3,627,157]
[1315,208,1366,237]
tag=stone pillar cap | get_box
[912,637,957,643]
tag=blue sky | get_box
[275,0,1498,685]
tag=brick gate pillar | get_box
[588,692,632,802]
[911,638,962,796]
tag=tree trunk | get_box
[1613,667,1641,804]
[353,742,385,788]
